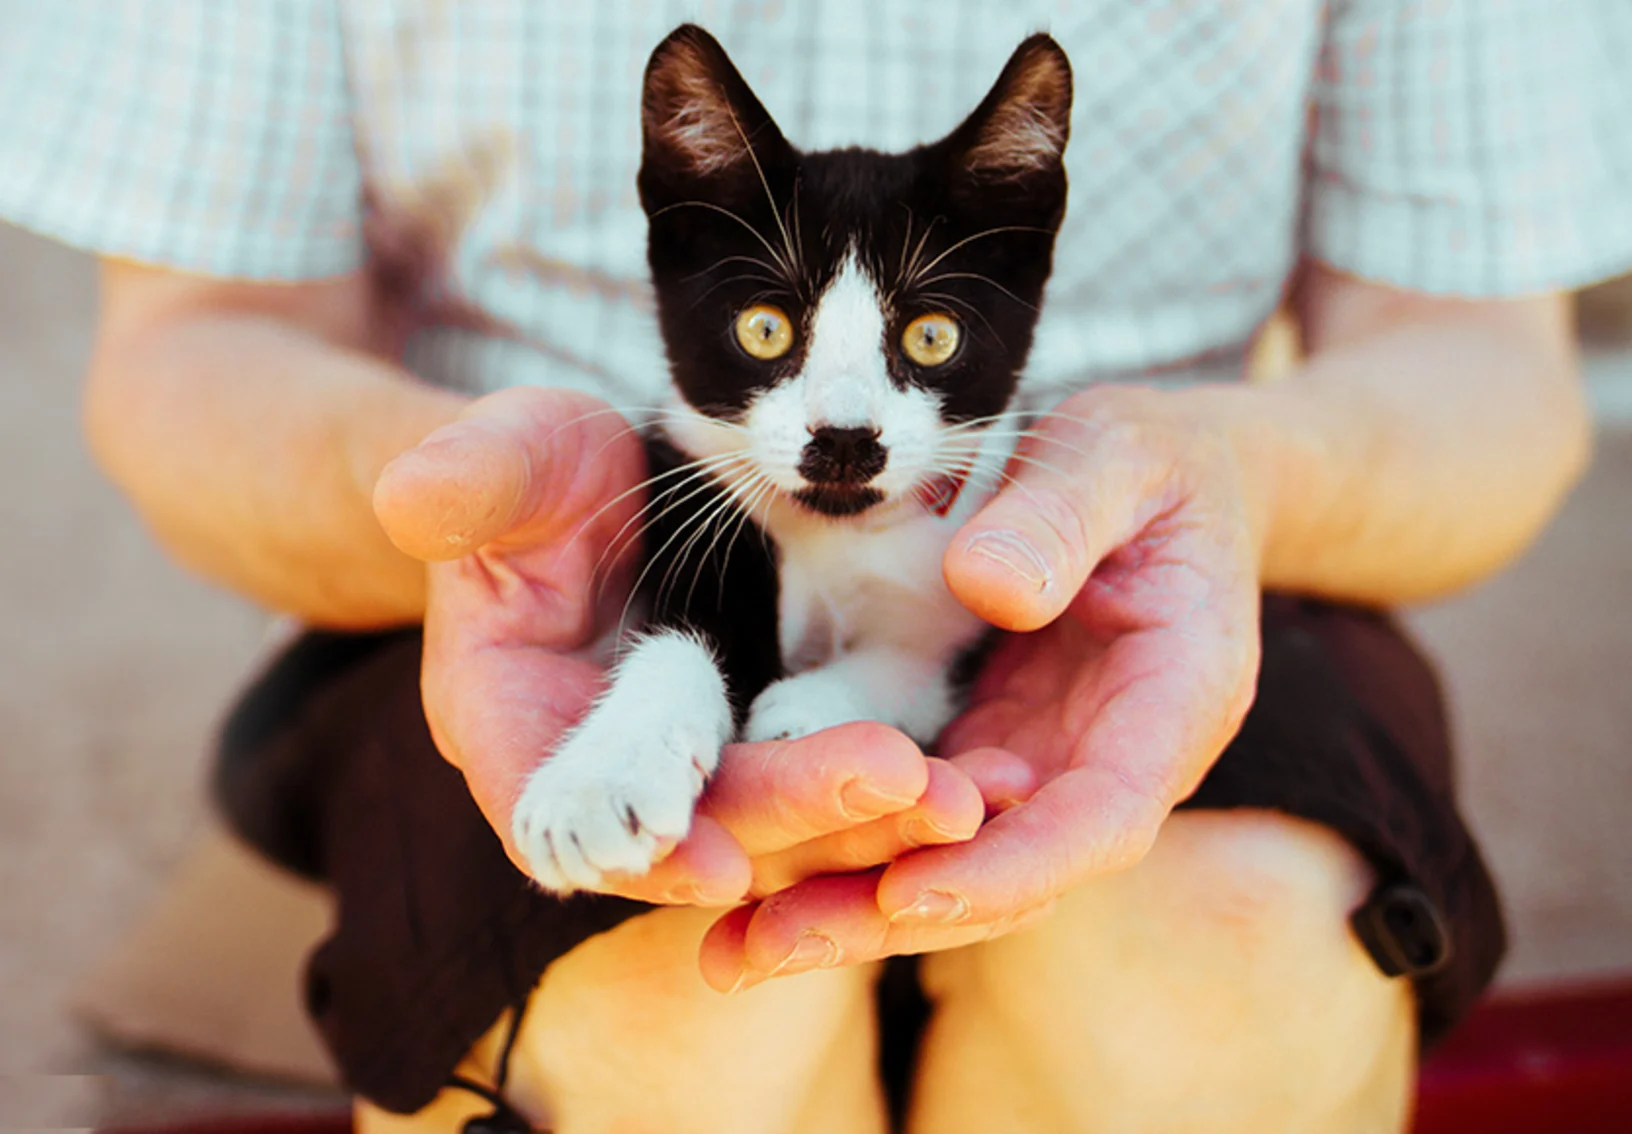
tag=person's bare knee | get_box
[361,905,887,1134]
[912,810,1415,1134]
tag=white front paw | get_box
[743,670,870,743]
[510,632,731,894]
[511,711,717,892]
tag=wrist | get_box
[1198,381,1327,592]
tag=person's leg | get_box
[910,809,1416,1134]
[357,905,888,1134]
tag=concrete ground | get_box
[2,222,1629,1125]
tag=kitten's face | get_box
[639,27,1072,520]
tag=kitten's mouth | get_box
[915,471,971,518]
[791,483,886,517]
[788,468,972,519]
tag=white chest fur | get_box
[765,487,993,676]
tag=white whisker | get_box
[904,214,941,287]
[723,103,804,291]
[904,224,1053,289]
[649,198,795,284]
[920,289,1005,346]
[689,272,790,309]
[897,206,914,283]
[942,428,1095,463]
[683,470,776,613]
[710,472,775,608]
[590,452,755,599]
[660,471,758,613]
[999,450,1078,483]
[914,271,1038,312]
[680,253,784,284]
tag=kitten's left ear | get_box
[638,24,796,212]
[944,35,1073,220]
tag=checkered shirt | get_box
[3,0,1631,411]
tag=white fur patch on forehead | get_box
[967,38,1072,176]
[802,252,891,428]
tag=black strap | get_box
[447,999,544,1134]
[1350,880,1455,979]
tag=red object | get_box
[1414,980,1632,1134]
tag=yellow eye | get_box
[901,313,961,366]
[734,304,793,360]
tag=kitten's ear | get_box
[639,25,794,210]
[944,35,1073,218]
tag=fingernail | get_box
[902,818,963,846]
[659,882,705,906]
[889,890,970,925]
[661,876,744,907]
[769,932,841,976]
[696,882,747,907]
[964,530,1052,593]
[840,777,919,820]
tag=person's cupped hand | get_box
[696,384,1268,992]
[370,386,1030,919]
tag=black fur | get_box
[637,435,782,724]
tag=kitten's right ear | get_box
[639,25,794,212]
[942,35,1073,223]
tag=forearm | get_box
[85,275,467,626]
[1215,278,1589,604]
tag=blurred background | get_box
[2,219,1630,1126]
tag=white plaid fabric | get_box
[3,0,1630,411]
[0,0,363,279]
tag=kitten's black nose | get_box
[799,425,887,485]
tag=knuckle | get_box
[1025,483,1095,574]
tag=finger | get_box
[701,872,1058,991]
[700,722,929,858]
[944,747,1038,816]
[875,764,1166,928]
[943,397,1165,632]
[374,386,644,562]
[747,757,984,895]
[876,622,1257,925]
[597,815,753,907]
[698,903,758,993]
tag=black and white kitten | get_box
[513,26,1073,893]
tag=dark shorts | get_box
[215,595,1505,1117]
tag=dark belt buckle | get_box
[1350,881,1454,978]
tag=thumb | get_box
[373,386,640,562]
[943,403,1163,631]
